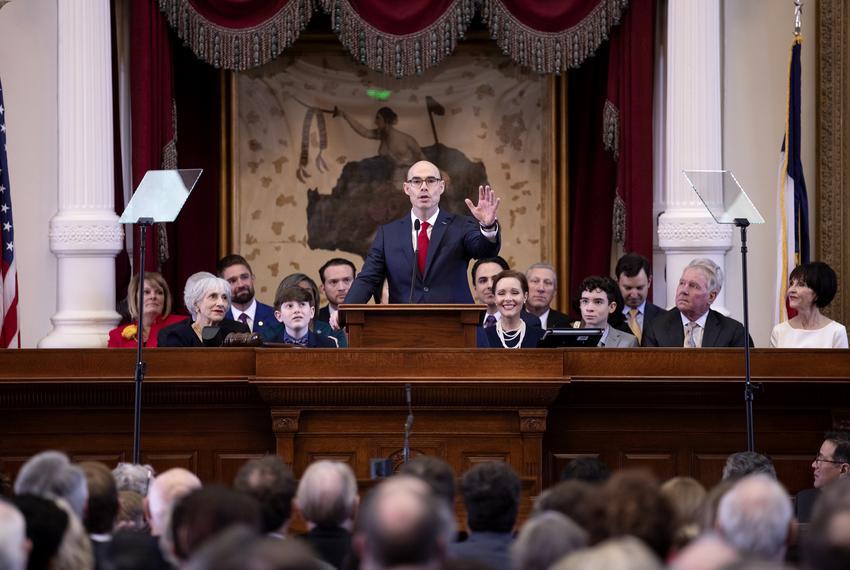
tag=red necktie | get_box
[417,221,430,275]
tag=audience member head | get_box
[788,261,838,309]
[534,480,606,542]
[699,478,736,533]
[669,533,740,570]
[295,461,358,529]
[471,257,510,309]
[217,254,257,309]
[460,461,520,534]
[116,490,147,532]
[145,467,202,536]
[802,477,850,570]
[399,455,456,507]
[273,286,315,338]
[615,253,653,310]
[676,261,718,321]
[170,485,262,563]
[355,476,447,570]
[525,263,558,316]
[722,452,777,481]
[510,511,587,570]
[52,497,95,570]
[13,451,88,520]
[554,536,663,570]
[577,276,618,328]
[184,276,231,324]
[687,258,724,295]
[79,461,119,535]
[127,271,173,324]
[319,258,357,311]
[112,463,155,496]
[660,477,707,550]
[715,474,792,561]
[813,431,850,488]
[0,500,28,570]
[12,494,67,570]
[560,457,611,483]
[233,456,297,535]
[602,470,674,559]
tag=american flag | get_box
[0,78,19,348]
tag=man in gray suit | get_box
[578,276,638,348]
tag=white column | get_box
[39,0,122,347]
[657,0,732,313]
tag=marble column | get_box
[39,0,122,347]
[657,0,732,313]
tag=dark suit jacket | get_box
[448,531,513,570]
[544,308,571,328]
[642,302,666,333]
[301,526,351,569]
[477,324,545,348]
[481,309,541,328]
[225,301,276,335]
[794,487,819,523]
[345,210,500,304]
[157,319,250,347]
[260,323,338,348]
[642,308,750,347]
[317,304,331,323]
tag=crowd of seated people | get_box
[3,433,850,569]
[107,250,847,350]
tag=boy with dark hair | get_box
[271,287,337,348]
[578,276,638,348]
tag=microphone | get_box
[403,383,414,464]
[408,220,421,304]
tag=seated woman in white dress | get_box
[770,261,848,348]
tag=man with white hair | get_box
[0,501,28,570]
[13,451,88,519]
[715,474,793,561]
[643,259,747,347]
[144,467,202,537]
[296,461,359,569]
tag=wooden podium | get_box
[340,304,485,348]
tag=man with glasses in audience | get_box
[343,160,501,306]
[795,431,850,522]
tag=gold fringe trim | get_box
[482,0,628,74]
[158,0,317,71]
[321,0,476,78]
[612,191,626,246]
[603,98,619,161]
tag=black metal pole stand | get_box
[736,218,755,452]
[132,218,154,464]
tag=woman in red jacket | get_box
[107,272,185,348]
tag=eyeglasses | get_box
[406,177,442,188]
[814,455,846,465]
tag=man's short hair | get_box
[13,451,88,520]
[511,511,587,570]
[722,451,777,481]
[716,474,792,560]
[217,254,253,277]
[0,500,27,570]
[296,461,358,528]
[170,486,262,562]
[561,457,611,483]
[789,261,839,308]
[685,258,721,295]
[319,258,357,284]
[357,479,445,569]
[112,463,154,496]
[79,462,119,535]
[274,286,313,310]
[233,456,297,534]
[11,495,68,570]
[526,263,558,286]
[460,462,520,533]
[146,467,203,536]
[471,256,510,282]
[399,456,456,506]
[615,253,652,279]
[825,431,850,464]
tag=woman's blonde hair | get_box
[127,272,172,320]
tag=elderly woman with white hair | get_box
[158,275,248,347]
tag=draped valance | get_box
[157,0,629,75]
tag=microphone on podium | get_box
[408,219,421,304]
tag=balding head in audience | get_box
[722,451,777,481]
[145,467,202,536]
[716,474,793,561]
[296,460,358,529]
[0,500,28,570]
[13,451,88,520]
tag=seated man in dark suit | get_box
[448,462,520,570]
[296,461,358,568]
[217,254,276,336]
[471,257,541,329]
[615,253,665,344]
[317,258,356,324]
[643,259,749,347]
[796,431,850,523]
[524,263,571,329]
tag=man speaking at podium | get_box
[344,160,501,305]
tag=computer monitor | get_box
[537,328,604,348]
